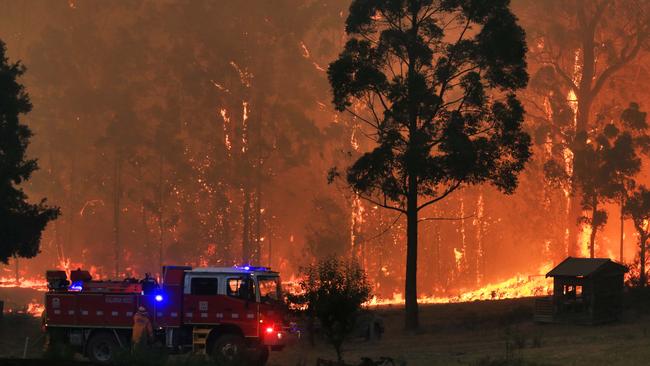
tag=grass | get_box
[268,297,650,366]
[4,292,650,365]
[0,314,44,359]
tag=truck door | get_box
[183,276,220,324]
[257,275,283,332]
[219,275,259,336]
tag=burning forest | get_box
[2,1,650,365]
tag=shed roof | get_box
[546,257,628,278]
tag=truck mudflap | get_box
[262,323,300,349]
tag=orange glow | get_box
[0,276,47,291]
[26,301,45,317]
[579,224,592,258]
[368,264,553,306]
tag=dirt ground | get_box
[3,292,650,365]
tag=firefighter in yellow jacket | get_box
[132,306,153,349]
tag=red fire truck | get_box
[44,265,293,365]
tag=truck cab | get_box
[181,266,288,354]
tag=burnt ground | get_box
[3,291,650,365]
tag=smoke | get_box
[1,0,649,300]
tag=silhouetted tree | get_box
[0,40,59,263]
[328,0,530,330]
[571,124,640,257]
[617,103,650,260]
[292,257,371,363]
[624,186,650,287]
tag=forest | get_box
[2,0,650,323]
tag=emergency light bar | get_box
[236,265,270,272]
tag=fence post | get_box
[22,336,29,358]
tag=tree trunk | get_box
[65,153,76,266]
[254,165,262,265]
[641,235,647,287]
[404,12,420,332]
[242,184,252,264]
[567,198,581,257]
[49,151,65,267]
[158,154,164,271]
[113,155,122,279]
[223,205,232,265]
[267,227,272,268]
[589,199,598,258]
[567,10,596,256]
[405,174,419,332]
[620,195,625,262]
[140,200,150,268]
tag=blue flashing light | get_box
[155,294,163,302]
[236,265,269,272]
[69,281,83,292]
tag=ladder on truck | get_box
[192,327,212,354]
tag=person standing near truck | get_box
[132,306,153,350]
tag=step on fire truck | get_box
[44,265,293,365]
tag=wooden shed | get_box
[534,257,628,324]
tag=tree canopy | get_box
[0,40,59,263]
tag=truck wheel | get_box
[256,346,269,366]
[211,334,245,366]
[87,332,119,364]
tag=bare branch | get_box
[419,214,474,222]
[417,181,462,211]
[355,213,404,244]
[358,193,407,214]
[591,22,648,97]
[345,107,380,130]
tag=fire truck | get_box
[44,265,293,365]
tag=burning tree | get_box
[571,124,640,257]
[522,0,650,256]
[328,0,531,330]
[0,40,60,263]
[624,187,650,287]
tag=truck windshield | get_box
[258,276,281,303]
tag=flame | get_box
[220,108,232,150]
[229,61,253,87]
[453,248,463,268]
[26,301,45,317]
[7,262,555,318]
[350,127,360,151]
[368,263,553,306]
[299,41,311,58]
[0,276,48,291]
[241,101,249,153]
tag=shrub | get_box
[290,257,372,363]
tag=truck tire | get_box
[211,334,245,366]
[256,346,269,366]
[87,332,119,364]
